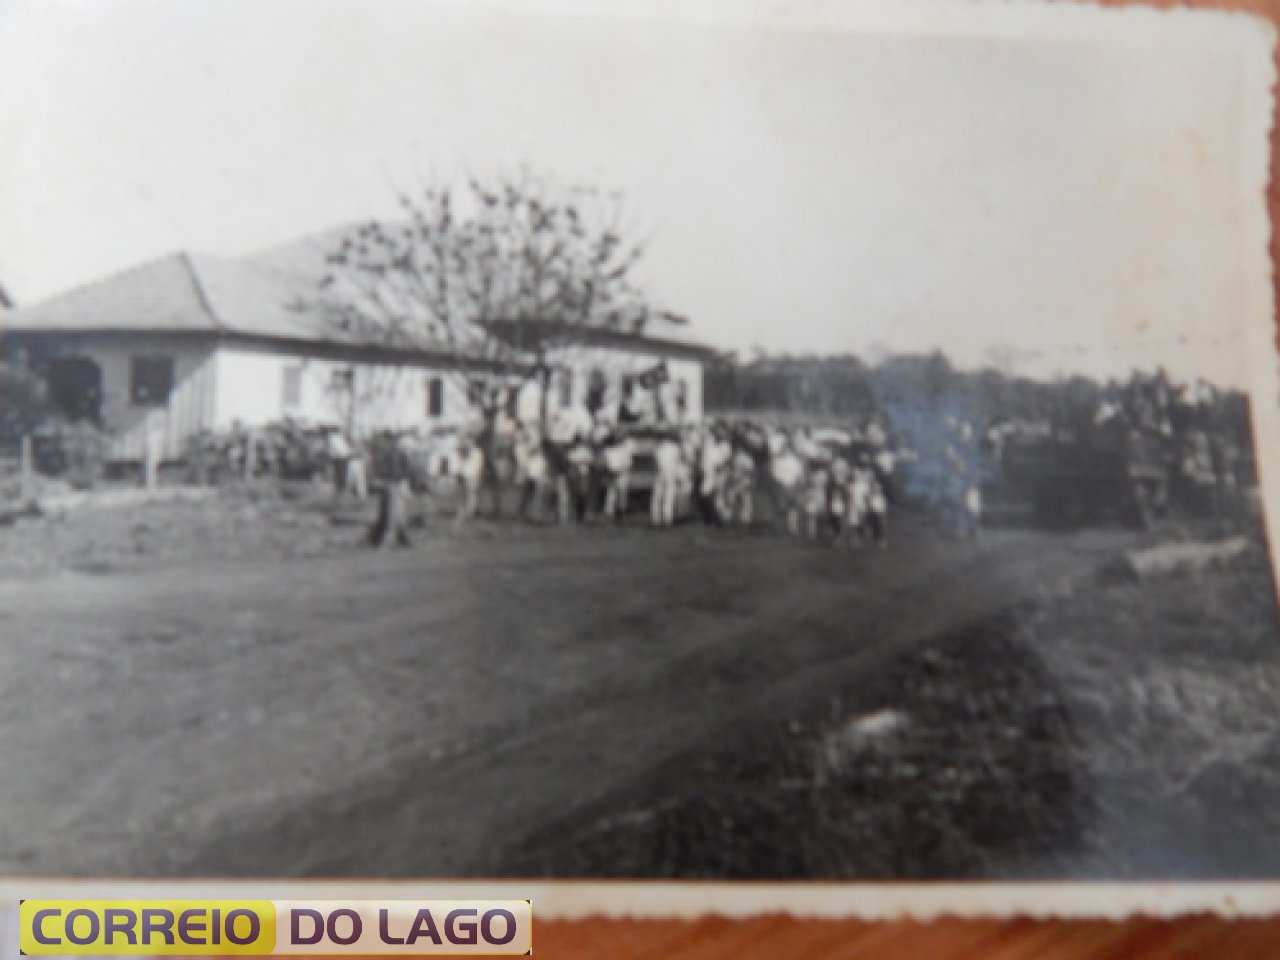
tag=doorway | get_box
[45,357,104,424]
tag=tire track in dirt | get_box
[162,528,1136,877]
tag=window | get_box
[281,365,303,408]
[427,376,445,417]
[47,357,103,423]
[675,378,689,413]
[129,356,174,407]
[329,368,354,393]
[585,368,607,415]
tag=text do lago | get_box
[291,906,520,947]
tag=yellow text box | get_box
[19,900,276,955]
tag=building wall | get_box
[544,344,705,424]
[212,341,707,439]
[212,344,475,436]
[18,334,479,461]
[18,332,706,462]
[22,333,218,461]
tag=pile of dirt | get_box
[506,610,1088,878]
[1023,536,1280,876]
[505,529,1280,880]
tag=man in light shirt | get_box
[697,425,733,525]
[453,437,485,532]
[601,432,635,520]
[769,439,806,537]
[651,431,684,527]
[514,425,548,520]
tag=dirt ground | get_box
[0,483,1277,878]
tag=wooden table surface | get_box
[530,916,1280,957]
[532,0,1280,955]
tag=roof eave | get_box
[485,320,720,361]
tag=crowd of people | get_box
[431,367,1242,542]
[192,364,1248,549]
[287,362,1015,550]
[423,405,913,547]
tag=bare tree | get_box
[294,168,659,438]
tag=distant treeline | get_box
[704,351,1252,440]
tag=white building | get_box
[0,232,716,463]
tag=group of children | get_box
[760,429,893,546]
[790,450,891,546]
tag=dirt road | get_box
[0,519,1138,876]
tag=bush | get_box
[33,420,106,489]
[0,360,53,451]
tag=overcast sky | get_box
[0,0,1271,386]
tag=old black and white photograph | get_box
[0,0,1278,895]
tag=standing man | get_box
[962,471,983,539]
[476,387,504,518]
[867,473,889,548]
[601,430,635,521]
[769,436,806,537]
[651,431,684,527]
[369,438,414,549]
[345,440,368,500]
[847,461,873,546]
[515,424,548,520]
[945,420,982,539]
[454,436,485,532]
[327,428,351,498]
[697,425,732,525]
[566,432,596,522]
[725,441,757,527]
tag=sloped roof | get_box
[0,253,220,335]
[0,227,717,360]
[0,247,373,346]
